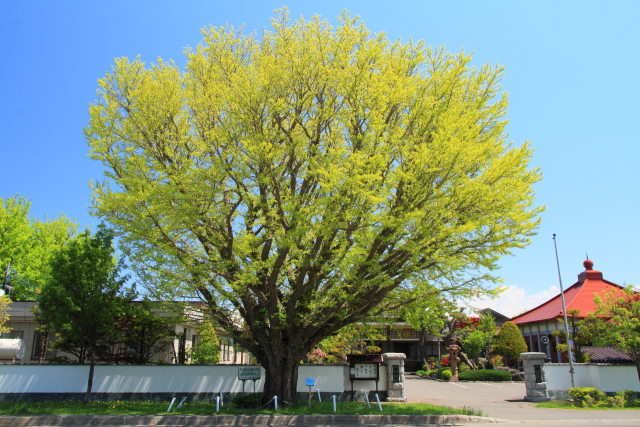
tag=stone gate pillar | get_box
[383,352,406,402]
[521,352,551,402]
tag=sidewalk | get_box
[0,413,501,426]
[405,376,640,423]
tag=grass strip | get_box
[0,400,481,416]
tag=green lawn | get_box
[0,400,481,416]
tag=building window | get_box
[221,338,232,362]
[32,331,45,360]
[390,328,420,340]
[425,343,438,356]
[0,330,23,339]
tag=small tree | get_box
[0,294,10,335]
[463,330,488,366]
[591,287,640,381]
[493,321,527,368]
[552,309,592,363]
[1,196,76,300]
[476,313,497,364]
[35,225,127,400]
[190,318,220,364]
[115,300,175,364]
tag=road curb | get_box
[0,414,505,425]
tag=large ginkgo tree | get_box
[85,10,541,402]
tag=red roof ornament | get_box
[583,259,594,270]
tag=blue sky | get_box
[2,1,639,315]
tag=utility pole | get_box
[552,234,575,388]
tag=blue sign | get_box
[305,377,315,386]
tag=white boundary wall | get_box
[545,364,640,396]
[0,365,387,395]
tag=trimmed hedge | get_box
[569,387,639,408]
[458,369,512,382]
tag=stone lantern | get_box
[447,340,461,381]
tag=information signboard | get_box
[351,363,379,379]
[238,366,261,381]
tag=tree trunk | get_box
[459,351,475,370]
[39,332,49,364]
[84,346,95,402]
[636,359,640,384]
[178,331,187,364]
[417,329,427,369]
[261,351,300,405]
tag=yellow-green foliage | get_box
[190,318,220,364]
[0,196,76,300]
[85,8,541,397]
[0,295,10,334]
[569,387,639,408]
[591,287,640,380]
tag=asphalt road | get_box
[405,375,640,425]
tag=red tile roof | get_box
[511,260,626,325]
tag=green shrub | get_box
[605,391,639,408]
[569,387,607,407]
[607,392,626,408]
[493,321,527,367]
[622,390,639,407]
[437,368,452,381]
[231,393,262,409]
[416,369,429,377]
[365,345,381,354]
[458,369,511,382]
[568,388,640,408]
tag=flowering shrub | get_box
[426,358,437,369]
[490,355,503,367]
[306,348,327,364]
[454,316,480,330]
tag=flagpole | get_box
[552,234,575,388]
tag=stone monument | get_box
[382,352,406,402]
[521,352,551,402]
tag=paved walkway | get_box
[405,375,640,424]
